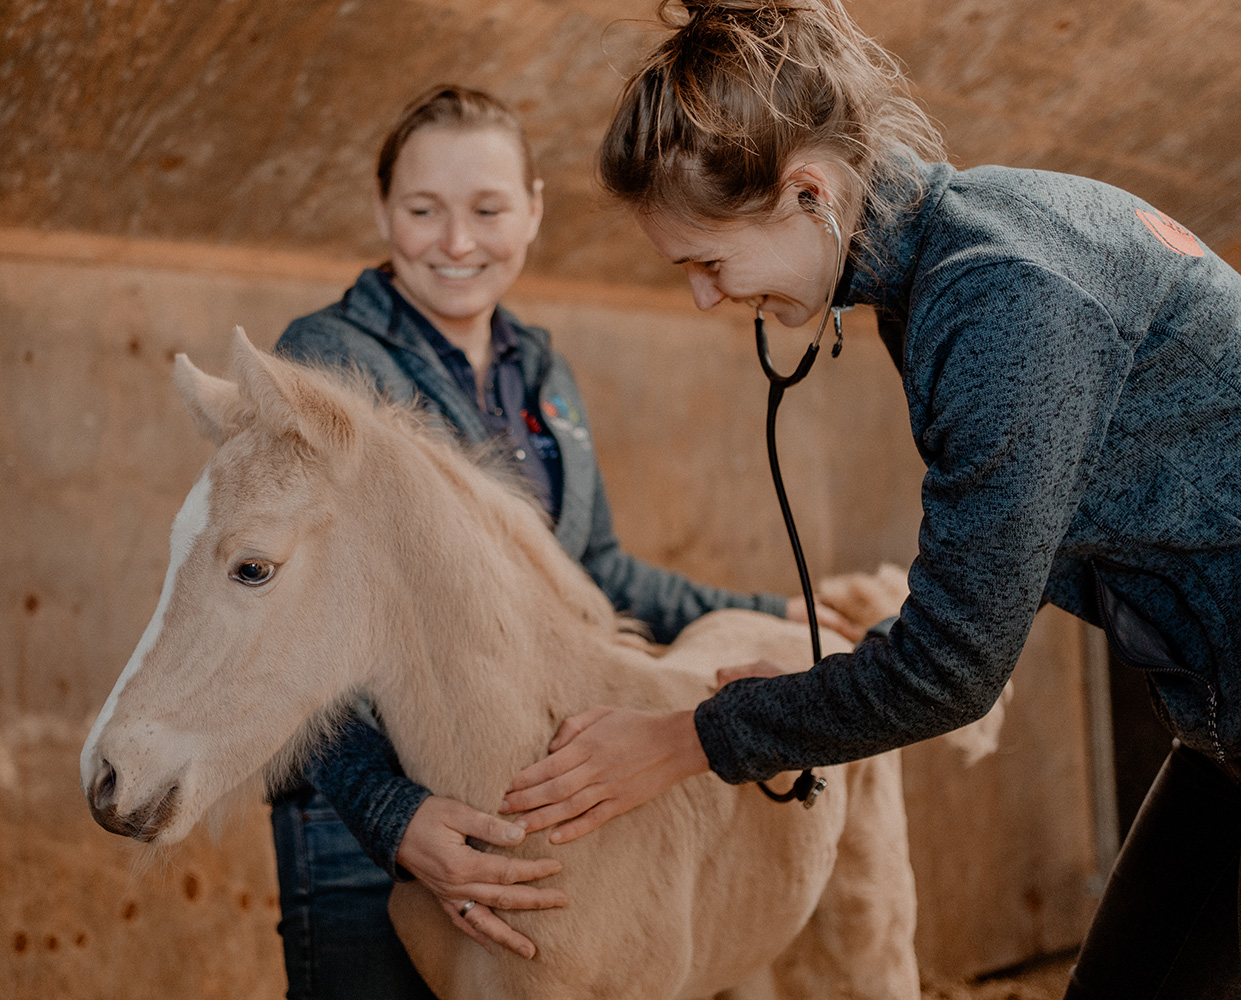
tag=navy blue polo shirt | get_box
[387,284,564,522]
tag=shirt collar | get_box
[490,309,520,361]
[380,269,519,368]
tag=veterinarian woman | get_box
[502,2,1241,996]
[268,84,836,1000]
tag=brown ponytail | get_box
[599,0,943,236]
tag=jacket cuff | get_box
[304,713,433,880]
[865,615,899,641]
[366,781,433,882]
[693,695,755,786]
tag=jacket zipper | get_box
[1091,561,1227,767]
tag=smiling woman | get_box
[373,123,543,375]
[639,206,837,324]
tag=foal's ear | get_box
[173,353,243,446]
[228,326,355,453]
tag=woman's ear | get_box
[785,156,862,230]
[525,177,545,244]
[785,162,839,214]
[372,181,392,243]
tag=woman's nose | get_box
[441,216,477,258]
[686,271,726,311]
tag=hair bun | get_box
[683,0,760,11]
[665,0,801,26]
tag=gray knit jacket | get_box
[696,157,1241,782]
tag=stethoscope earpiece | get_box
[798,187,838,224]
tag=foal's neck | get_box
[360,424,626,811]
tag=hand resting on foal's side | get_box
[397,795,566,959]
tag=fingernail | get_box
[504,825,524,843]
[520,947,534,960]
[549,830,561,844]
[499,800,510,813]
[514,818,528,830]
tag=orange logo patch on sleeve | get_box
[1136,209,1204,257]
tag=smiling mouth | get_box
[732,295,774,313]
[431,265,485,279]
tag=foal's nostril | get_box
[91,759,118,810]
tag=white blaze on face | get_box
[80,472,213,788]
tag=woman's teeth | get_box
[433,265,484,279]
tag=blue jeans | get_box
[270,786,437,1000]
[1065,743,1241,999]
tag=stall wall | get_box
[2,232,1097,997]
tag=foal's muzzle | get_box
[85,758,181,842]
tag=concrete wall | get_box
[3,231,1099,996]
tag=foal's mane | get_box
[276,353,630,640]
[327,358,544,506]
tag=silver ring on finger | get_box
[458,900,477,918]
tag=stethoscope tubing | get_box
[754,313,830,806]
[756,315,824,664]
[750,201,849,806]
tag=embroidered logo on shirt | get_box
[541,395,580,424]
[540,396,591,449]
[1136,209,1204,258]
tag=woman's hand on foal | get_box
[784,595,856,639]
[501,707,710,844]
[811,563,909,642]
[397,795,568,959]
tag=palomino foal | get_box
[81,329,918,1000]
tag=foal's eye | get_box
[230,560,277,587]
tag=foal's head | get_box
[81,329,389,844]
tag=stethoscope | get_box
[754,193,851,807]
